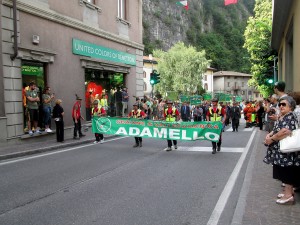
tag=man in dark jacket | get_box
[180,101,191,122]
[230,101,241,132]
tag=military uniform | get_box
[128,104,146,147]
[206,99,226,154]
[164,101,180,151]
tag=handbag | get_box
[279,128,300,153]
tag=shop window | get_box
[143,71,146,78]
[242,82,244,87]
[85,69,125,118]
[204,83,208,90]
[204,75,207,81]
[144,82,147,91]
[227,82,230,87]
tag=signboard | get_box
[166,91,179,101]
[21,65,43,76]
[203,93,212,101]
[190,95,202,105]
[180,95,190,103]
[235,96,243,102]
[92,117,222,142]
[72,38,136,66]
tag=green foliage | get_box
[244,0,276,97]
[153,42,210,96]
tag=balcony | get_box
[231,86,241,90]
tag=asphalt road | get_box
[0,125,256,225]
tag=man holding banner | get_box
[165,101,180,151]
[128,103,146,147]
[206,98,226,154]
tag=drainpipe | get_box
[11,0,18,60]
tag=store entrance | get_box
[22,61,46,133]
[85,69,125,120]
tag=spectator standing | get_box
[193,105,203,121]
[274,81,287,100]
[255,100,265,130]
[263,96,300,205]
[42,87,55,133]
[180,101,191,122]
[230,101,241,132]
[53,99,64,142]
[151,100,159,120]
[72,95,85,139]
[26,81,41,136]
[121,88,129,117]
[288,91,300,124]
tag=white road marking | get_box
[206,129,257,225]
[226,127,254,132]
[176,146,244,153]
[0,136,128,166]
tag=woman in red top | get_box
[72,95,85,139]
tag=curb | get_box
[0,135,117,161]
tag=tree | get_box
[153,42,210,96]
[244,0,276,97]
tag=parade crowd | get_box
[24,80,300,206]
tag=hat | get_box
[76,94,82,100]
[167,100,173,104]
[212,98,218,102]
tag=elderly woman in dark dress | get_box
[263,96,300,205]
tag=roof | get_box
[271,0,293,50]
[213,71,252,77]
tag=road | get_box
[0,125,257,225]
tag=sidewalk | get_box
[0,124,115,161]
[233,129,300,225]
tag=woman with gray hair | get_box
[263,95,300,205]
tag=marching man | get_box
[206,98,226,154]
[164,100,180,151]
[128,103,146,147]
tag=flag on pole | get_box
[224,0,238,6]
[176,1,188,10]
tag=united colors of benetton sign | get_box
[72,38,136,66]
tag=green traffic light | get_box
[150,79,155,85]
[267,79,274,84]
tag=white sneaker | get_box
[29,131,33,136]
[174,145,178,149]
[46,128,53,133]
[36,129,42,134]
[100,140,104,144]
[93,141,99,144]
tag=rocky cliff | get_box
[143,0,255,72]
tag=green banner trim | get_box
[92,117,222,142]
[72,38,136,66]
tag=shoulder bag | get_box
[279,123,300,153]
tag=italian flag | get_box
[224,0,238,6]
[176,1,188,10]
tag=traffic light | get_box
[267,78,274,84]
[150,72,155,85]
[150,70,161,85]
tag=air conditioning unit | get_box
[32,35,39,44]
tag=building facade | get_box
[0,0,144,141]
[142,55,157,97]
[213,71,262,101]
[271,0,300,92]
[202,67,217,93]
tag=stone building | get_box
[272,0,300,91]
[0,0,144,141]
[213,71,262,101]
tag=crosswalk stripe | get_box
[165,146,244,153]
[226,127,254,132]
